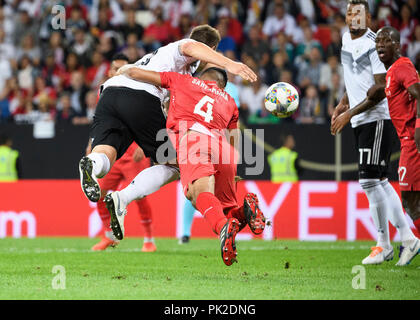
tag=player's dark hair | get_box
[111,53,129,62]
[348,0,370,11]
[190,25,221,49]
[378,26,401,43]
[201,67,228,88]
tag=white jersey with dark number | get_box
[341,29,390,128]
[101,39,200,102]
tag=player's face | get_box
[346,4,370,35]
[375,31,396,64]
[108,60,128,77]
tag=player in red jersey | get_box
[107,65,266,266]
[374,26,420,265]
[88,54,156,252]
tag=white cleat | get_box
[362,246,394,265]
[396,239,420,266]
[105,192,127,240]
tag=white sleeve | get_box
[175,39,198,65]
[369,47,386,75]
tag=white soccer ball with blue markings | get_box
[264,82,299,118]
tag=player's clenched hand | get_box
[116,64,136,76]
[415,127,420,153]
[331,111,351,136]
[225,61,257,82]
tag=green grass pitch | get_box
[0,238,419,300]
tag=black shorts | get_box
[353,119,395,179]
[90,86,174,163]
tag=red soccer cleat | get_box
[141,241,157,252]
[243,193,266,235]
[91,236,119,251]
[220,218,240,266]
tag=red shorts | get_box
[176,131,239,210]
[398,141,420,191]
[99,156,150,191]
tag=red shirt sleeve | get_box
[227,101,239,129]
[395,62,420,89]
[160,72,188,90]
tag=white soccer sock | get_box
[87,152,110,178]
[380,179,416,245]
[360,179,392,249]
[118,165,180,206]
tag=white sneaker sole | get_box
[105,192,126,240]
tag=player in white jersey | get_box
[78,25,257,205]
[331,0,418,265]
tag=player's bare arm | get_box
[179,41,257,82]
[118,67,162,87]
[407,82,420,152]
[331,73,386,135]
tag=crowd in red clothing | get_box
[0,0,418,126]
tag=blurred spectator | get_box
[0,28,14,61]
[262,2,297,41]
[86,51,109,89]
[175,13,195,39]
[13,9,39,47]
[271,31,295,63]
[142,6,174,50]
[0,133,20,181]
[68,71,89,115]
[65,4,89,42]
[407,25,420,63]
[0,53,12,94]
[17,34,41,66]
[319,55,343,97]
[17,56,35,91]
[241,24,270,70]
[217,7,244,46]
[56,93,77,123]
[296,47,323,90]
[119,9,144,40]
[71,28,94,66]
[60,52,84,89]
[398,4,418,55]
[297,84,325,124]
[294,26,323,61]
[45,32,65,67]
[72,90,97,125]
[32,76,57,110]
[268,134,300,183]
[216,20,236,56]
[266,51,294,85]
[325,27,342,60]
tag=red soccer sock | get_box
[135,198,153,239]
[226,206,246,231]
[195,192,227,235]
[97,196,112,233]
[414,218,420,235]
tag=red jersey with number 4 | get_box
[385,57,420,146]
[159,72,238,141]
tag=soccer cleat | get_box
[362,246,394,265]
[178,235,190,244]
[79,156,101,202]
[105,192,127,240]
[141,241,157,252]
[91,235,119,251]
[243,193,266,235]
[396,239,420,266]
[220,218,240,266]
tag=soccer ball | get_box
[264,82,299,118]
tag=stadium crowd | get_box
[0,0,419,126]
